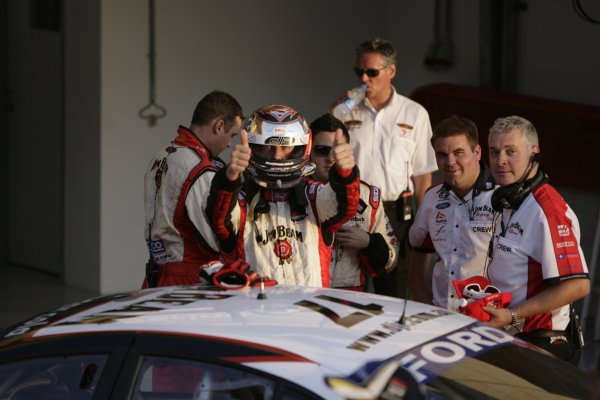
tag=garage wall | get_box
[68,0,599,293]
[98,0,401,292]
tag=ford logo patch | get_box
[436,202,451,210]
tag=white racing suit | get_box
[206,166,360,287]
[144,126,224,287]
[330,181,398,290]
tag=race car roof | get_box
[0,285,481,375]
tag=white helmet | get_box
[244,104,315,189]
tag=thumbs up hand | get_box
[331,128,355,171]
[226,129,251,181]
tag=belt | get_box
[520,329,567,338]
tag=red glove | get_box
[452,275,512,322]
[458,292,512,322]
[200,260,277,290]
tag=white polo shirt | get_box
[345,87,437,202]
[409,164,496,310]
[487,182,589,333]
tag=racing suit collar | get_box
[174,125,213,160]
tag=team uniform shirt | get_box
[487,181,589,333]
[144,126,223,286]
[344,87,437,201]
[409,164,496,310]
[207,167,360,287]
[330,181,399,289]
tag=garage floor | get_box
[0,264,97,331]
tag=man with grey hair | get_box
[333,37,437,298]
[483,115,589,365]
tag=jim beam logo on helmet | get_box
[265,136,295,146]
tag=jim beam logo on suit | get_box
[261,225,304,265]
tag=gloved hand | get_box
[199,259,277,290]
[458,292,512,322]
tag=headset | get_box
[491,152,545,211]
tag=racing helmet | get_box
[244,104,315,189]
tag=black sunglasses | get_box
[312,145,332,157]
[354,66,387,78]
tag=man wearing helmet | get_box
[206,105,360,287]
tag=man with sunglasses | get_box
[309,114,398,291]
[206,105,360,287]
[333,37,437,298]
[408,116,496,311]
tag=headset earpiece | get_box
[531,153,541,164]
[491,169,547,211]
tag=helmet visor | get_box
[250,144,307,161]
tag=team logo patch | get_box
[557,224,570,237]
[556,241,575,249]
[435,212,447,224]
[146,239,166,255]
[438,191,450,200]
[436,202,451,210]
[345,120,362,129]
[371,186,380,202]
[270,109,296,122]
[357,199,367,214]
[291,213,307,223]
[558,252,580,260]
[266,136,295,146]
[396,123,413,137]
[506,222,524,236]
[274,239,293,264]
[211,159,225,169]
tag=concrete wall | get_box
[64,0,101,291]
[70,0,600,293]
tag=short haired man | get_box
[309,113,398,291]
[409,116,496,310]
[143,90,243,288]
[206,105,360,287]
[484,116,590,365]
[334,37,437,297]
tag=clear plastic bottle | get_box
[332,84,367,120]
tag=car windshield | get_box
[421,344,589,399]
[133,356,277,400]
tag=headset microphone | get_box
[491,152,545,211]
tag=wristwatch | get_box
[509,308,523,326]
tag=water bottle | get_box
[332,84,367,120]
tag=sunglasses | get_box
[354,66,387,78]
[312,145,332,157]
[465,283,500,294]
